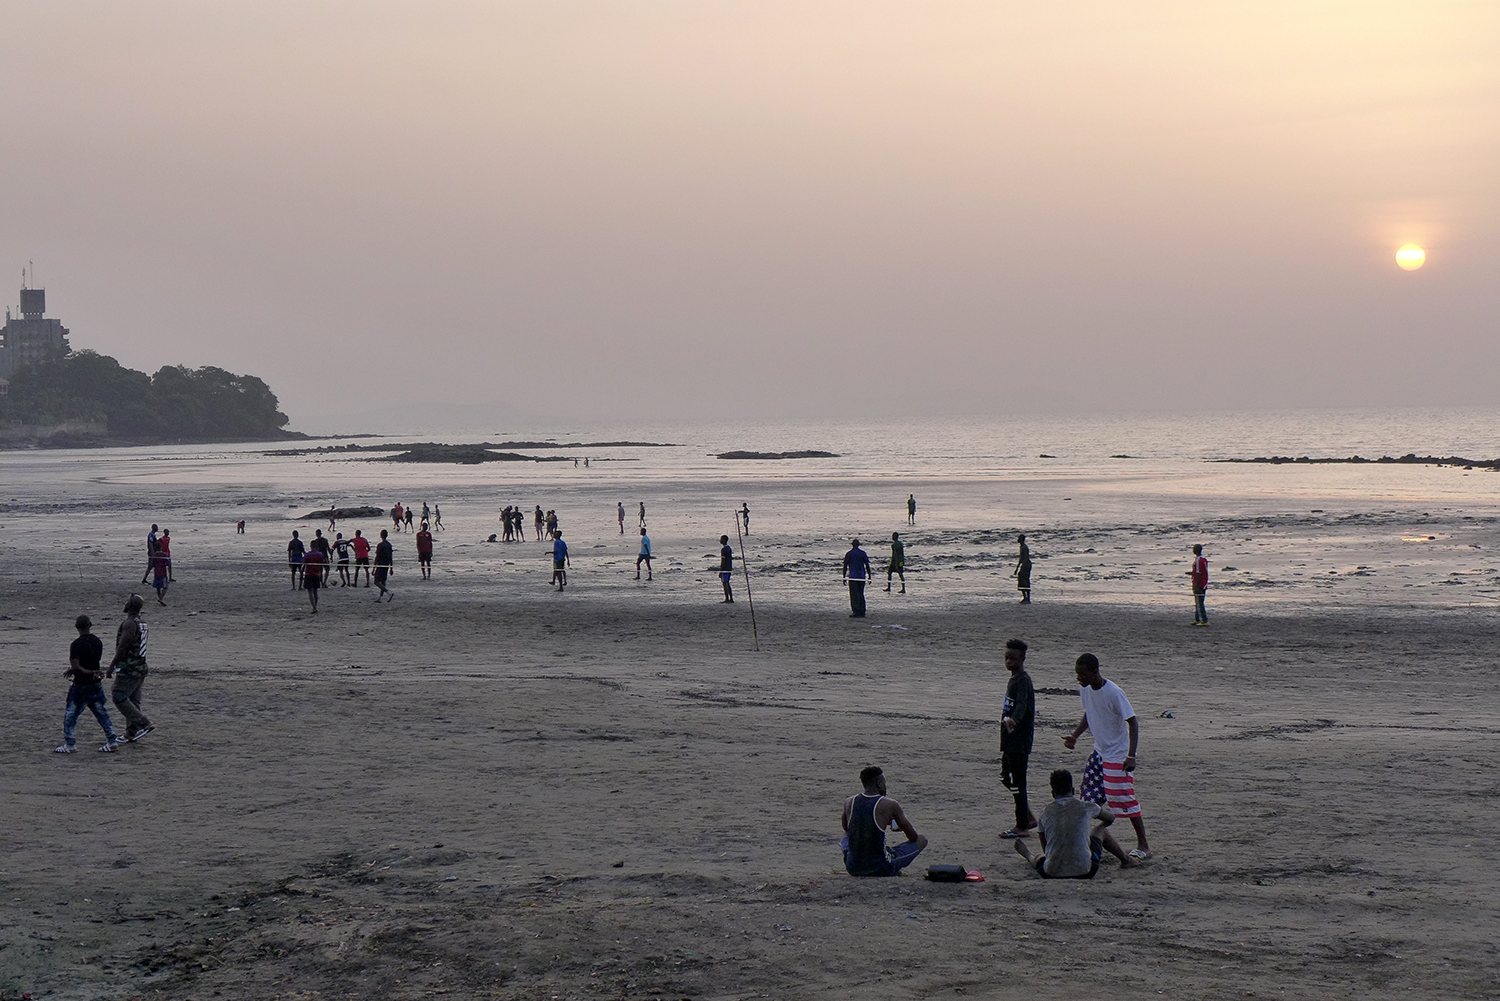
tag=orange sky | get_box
[2,1,1496,422]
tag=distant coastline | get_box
[1219,453,1500,470]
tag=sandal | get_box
[1127,848,1152,861]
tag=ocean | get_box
[4,406,1500,613]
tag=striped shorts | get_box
[1081,750,1141,818]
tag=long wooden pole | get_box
[735,513,759,651]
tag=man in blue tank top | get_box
[840,766,928,876]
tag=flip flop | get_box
[1127,848,1152,861]
[998,828,1033,839]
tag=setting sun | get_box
[1396,244,1426,270]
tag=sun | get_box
[1395,244,1426,271]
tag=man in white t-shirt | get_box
[1063,653,1151,861]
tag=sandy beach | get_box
[3,450,1499,1000]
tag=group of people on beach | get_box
[386,501,441,534]
[286,526,400,607]
[843,642,1151,880]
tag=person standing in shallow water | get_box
[1013,534,1032,603]
[907,494,916,525]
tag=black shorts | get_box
[419,554,432,565]
[373,567,389,584]
[356,557,370,566]
[305,576,322,590]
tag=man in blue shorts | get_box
[841,766,928,876]
[716,535,734,602]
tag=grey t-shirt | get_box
[1038,796,1100,877]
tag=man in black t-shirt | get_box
[998,638,1038,838]
[373,529,395,602]
[287,531,306,589]
[716,535,734,603]
[58,614,121,753]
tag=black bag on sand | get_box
[925,864,967,882]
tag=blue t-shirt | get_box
[553,539,569,561]
[844,547,871,580]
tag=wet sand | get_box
[3,557,1498,999]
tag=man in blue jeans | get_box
[841,766,928,876]
[58,614,122,753]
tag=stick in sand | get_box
[734,514,760,652]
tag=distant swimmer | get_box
[1013,534,1032,604]
[1189,544,1209,626]
[841,766,927,877]
[635,527,653,581]
[551,530,570,590]
[416,521,434,580]
[1012,769,1135,877]
[842,538,870,618]
[884,532,906,593]
[373,529,394,601]
[907,494,916,525]
[302,545,326,613]
[287,531,306,589]
[618,501,626,535]
[1064,654,1151,862]
[741,502,750,535]
[58,614,121,753]
[351,530,371,587]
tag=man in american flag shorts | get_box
[1063,653,1151,861]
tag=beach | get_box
[3,414,1500,999]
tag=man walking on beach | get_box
[1189,544,1209,625]
[1064,654,1151,861]
[841,766,928,877]
[351,529,371,587]
[635,527,653,580]
[107,594,155,743]
[433,504,443,530]
[140,524,158,584]
[842,538,871,617]
[1013,769,1134,877]
[618,501,626,534]
[373,529,394,601]
[885,532,906,593]
[302,546,325,613]
[998,638,1037,839]
[639,501,647,528]
[907,494,916,525]
[416,521,434,580]
[1013,534,1032,604]
[552,530,570,590]
[58,614,121,753]
[716,535,734,602]
[287,531,305,589]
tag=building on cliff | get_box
[0,285,71,378]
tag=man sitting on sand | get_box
[840,766,928,877]
[1014,769,1135,878]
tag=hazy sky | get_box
[2,1,1496,426]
